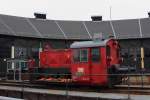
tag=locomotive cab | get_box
[70,38,121,86]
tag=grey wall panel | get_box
[84,21,113,38]
[13,38,39,47]
[42,40,68,49]
[140,18,150,38]
[0,58,7,77]
[0,38,11,67]
[29,19,64,39]
[0,15,40,38]
[57,21,89,39]
[112,19,141,39]
[119,39,142,48]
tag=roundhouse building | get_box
[0,14,150,77]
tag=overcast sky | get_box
[0,0,150,21]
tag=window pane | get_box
[8,62,12,69]
[91,48,100,62]
[15,62,19,69]
[73,49,80,62]
[80,49,88,62]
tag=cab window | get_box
[73,49,80,62]
[73,49,88,62]
[91,48,100,62]
[80,49,88,62]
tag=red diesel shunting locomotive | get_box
[29,37,123,86]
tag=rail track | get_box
[0,80,150,95]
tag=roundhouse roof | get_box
[0,14,149,40]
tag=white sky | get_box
[0,0,150,21]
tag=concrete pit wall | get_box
[0,90,120,100]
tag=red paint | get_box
[40,49,71,68]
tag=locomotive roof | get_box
[70,39,112,48]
